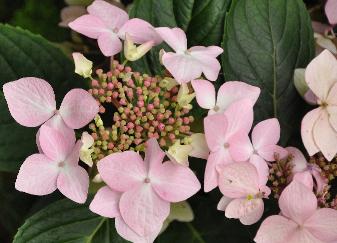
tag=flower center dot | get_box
[224,142,230,148]
[213,106,220,112]
[144,178,151,183]
[58,162,65,168]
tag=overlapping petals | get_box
[69,0,161,56]
[15,125,89,203]
[255,181,337,243]
[90,138,200,242]
[156,27,223,83]
[301,50,337,160]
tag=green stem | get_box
[186,222,206,243]
[86,217,107,243]
[122,59,128,66]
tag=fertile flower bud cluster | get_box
[87,61,194,162]
[309,153,337,181]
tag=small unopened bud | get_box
[72,52,93,78]
[124,33,154,61]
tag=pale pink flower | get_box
[59,6,87,28]
[156,27,223,83]
[229,118,288,186]
[301,50,337,161]
[203,99,254,192]
[326,0,337,26]
[15,125,89,203]
[217,162,270,225]
[92,138,200,239]
[3,77,99,135]
[287,147,326,194]
[68,0,161,56]
[191,80,260,115]
[255,181,337,243]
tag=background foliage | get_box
[0,0,321,242]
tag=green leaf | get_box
[14,198,128,243]
[222,0,315,144]
[0,24,84,172]
[128,0,231,74]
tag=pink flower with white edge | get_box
[191,80,260,115]
[287,147,326,194]
[3,77,99,136]
[90,187,161,243]
[229,118,288,186]
[203,99,254,192]
[156,27,223,83]
[255,181,337,243]
[301,50,337,161]
[92,138,201,239]
[15,125,89,203]
[217,162,271,225]
[326,0,337,26]
[68,0,161,56]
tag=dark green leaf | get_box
[128,0,231,74]
[0,24,84,172]
[222,0,315,144]
[14,198,128,243]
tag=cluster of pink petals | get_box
[3,77,99,203]
[255,181,337,243]
[69,0,161,56]
[90,138,201,242]
[156,28,223,83]
[16,125,89,203]
[326,0,337,26]
[217,162,271,225]
[301,50,337,161]
[287,147,326,194]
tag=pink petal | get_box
[327,105,337,132]
[144,138,165,173]
[312,169,327,194]
[119,18,162,45]
[228,132,253,162]
[189,133,210,159]
[218,162,259,198]
[254,215,298,243]
[313,110,337,161]
[39,124,76,162]
[249,154,269,187]
[325,0,337,25]
[312,21,330,34]
[224,99,254,137]
[64,140,83,166]
[115,216,161,243]
[156,27,187,52]
[161,52,202,83]
[97,151,145,192]
[3,77,56,127]
[257,145,288,161]
[59,89,99,129]
[204,113,228,152]
[204,150,229,192]
[188,46,223,57]
[68,14,107,38]
[57,164,88,204]
[305,50,337,100]
[252,118,280,150]
[151,161,201,202]
[89,186,121,218]
[279,181,317,225]
[97,32,122,56]
[304,90,318,105]
[301,108,321,156]
[286,147,308,173]
[225,198,264,225]
[217,196,232,211]
[305,208,337,242]
[44,114,75,139]
[288,230,323,243]
[214,81,260,113]
[119,184,170,236]
[191,79,216,109]
[190,50,222,81]
[293,171,314,191]
[15,154,58,195]
[87,0,128,29]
